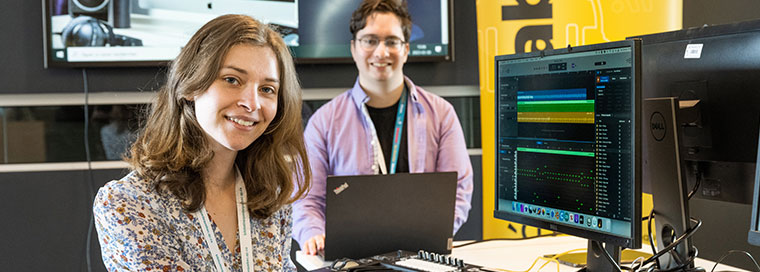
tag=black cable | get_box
[452,233,558,248]
[710,250,760,272]
[634,218,702,271]
[594,240,623,272]
[647,209,662,269]
[687,165,701,200]
[82,68,96,272]
[640,166,702,272]
[652,217,700,263]
[657,246,697,272]
[669,245,686,267]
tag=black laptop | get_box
[323,172,458,261]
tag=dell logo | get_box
[650,112,666,141]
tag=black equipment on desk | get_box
[324,172,458,261]
[69,0,131,28]
[312,250,485,272]
[61,16,142,47]
[631,19,760,271]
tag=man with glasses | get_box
[293,0,473,256]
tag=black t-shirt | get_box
[366,95,410,173]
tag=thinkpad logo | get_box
[333,182,349,195]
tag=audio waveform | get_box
[517,112,594,124]
[517,88,587,102]
[517,100,594,112]
[516,149,596,213]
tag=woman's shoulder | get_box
[94,171,177,215]
[96,172,156,200]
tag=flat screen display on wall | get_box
[294,0,452,63]
[43,0,452,68]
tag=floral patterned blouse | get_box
[93,171,296,271]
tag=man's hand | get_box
[302,234,325,256]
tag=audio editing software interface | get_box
[496,47,635,238]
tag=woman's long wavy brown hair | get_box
[126,14,311,219]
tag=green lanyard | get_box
[389,88,407,174]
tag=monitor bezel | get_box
[492,39,642,249]
[748,126,760,246]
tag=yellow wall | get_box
[476,0,682,239]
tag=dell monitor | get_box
[494,40,642,271]
[631,19,760,270]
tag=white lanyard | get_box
[194,169,254,272]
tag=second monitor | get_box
[494,40,642,271]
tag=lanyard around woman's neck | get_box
[193,169,254,272]
[364,86,408,175]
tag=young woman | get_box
[93,14,310,271]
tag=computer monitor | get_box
[494,40,642,271]
[632,20,760,201]
[631,19,760,270]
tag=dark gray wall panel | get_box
[684,0,760,28]
[454,155,482,241]
[0,169,127,272]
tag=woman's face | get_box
[192,43,280,153]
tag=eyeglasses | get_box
[355,37,406,52]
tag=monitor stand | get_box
[578,240,621,272]
[644,97,702,271]
[576,239,704,271]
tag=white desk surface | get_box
[296,236,749,271]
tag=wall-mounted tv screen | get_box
[43,0,452,68]
[294,0,452,63]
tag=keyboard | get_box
[394,258,459,272]
[310,250,487,272]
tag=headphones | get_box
[61,16,142,47]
